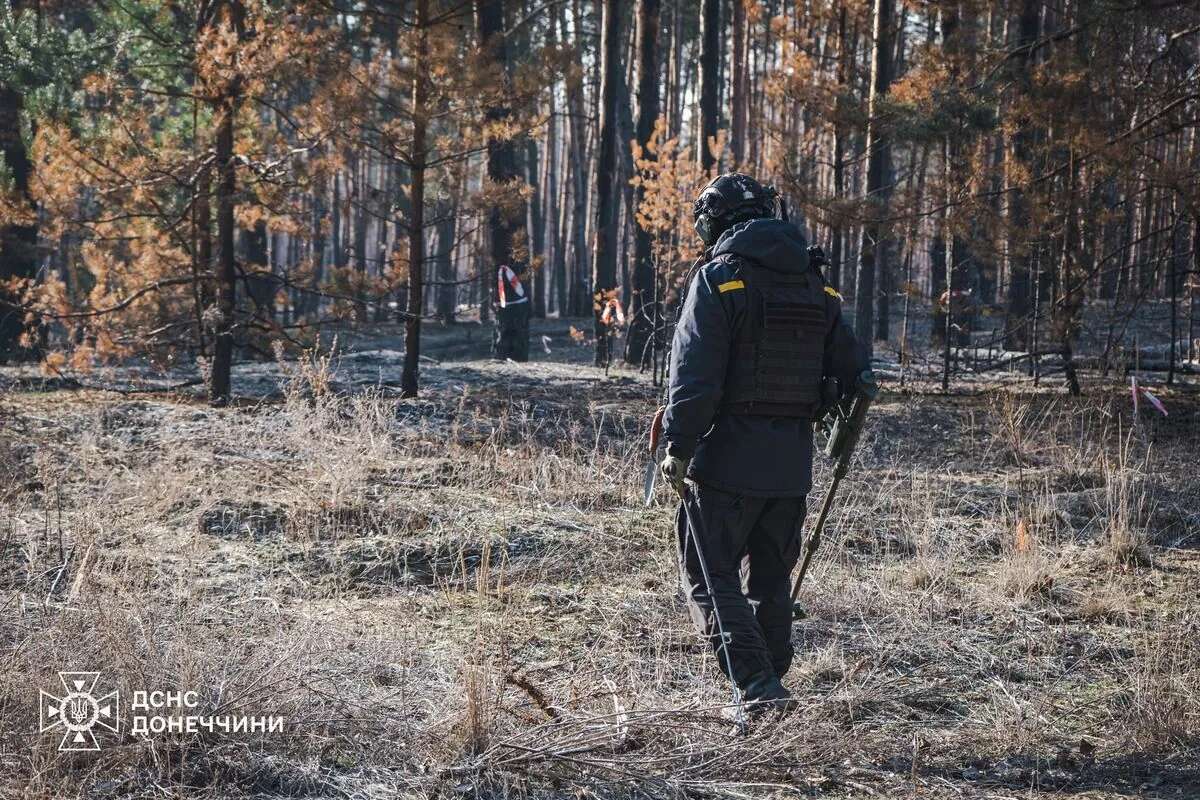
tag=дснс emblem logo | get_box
[39,672,120,751]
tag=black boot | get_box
[740,673,797,716]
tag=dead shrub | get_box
[1115,631,1200,752]
[1077,585,1136,624]
[996,516,1060,601]
[1101,442,1153,568]
[987,393,1055,466]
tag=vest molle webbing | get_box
[721,258,829,418]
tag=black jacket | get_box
[662,218,866,497]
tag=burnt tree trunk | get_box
[562,3,589,317]
[306,172,327,320]
[854,0,895,361]
[526,138,547,317]
[828,5,849,291]
[401,0,430,398]
[591,0,621,366]
[547,99,565,317]
[208,0,246,406]
[477,0,521,322]
[697,0,720,171]
[245,220,274,321]
[1004,0,1041,350]
[625,0,660,366]
[730,0,747,164]
[193,164,213,354]
[435,189,460,325]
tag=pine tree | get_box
[625,0,660,367]
[591,0,621,366]
[854,0,895,361]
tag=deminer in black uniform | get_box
[660,173,868,714]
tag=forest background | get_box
[2,0,1198,398]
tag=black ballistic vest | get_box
[720,256,829,418]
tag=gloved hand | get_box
[660,454,690,498]
[806,244,828,270]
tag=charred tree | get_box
[477,0,520,320]
[854,0,895,361]
[209,0,247,406]
[526,138,547,318]
[562,3,589,317]
[591,0,621,366]
[828,5,850,291]
[730,0,747,164]
[1003,0,1041,351]
[401,0,430,398]
[625,0,660,366]
[697,0,720,171]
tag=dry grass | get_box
[1,350,1198,799]
[1101,441,1155,568]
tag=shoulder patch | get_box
[718,280,745,294]
[823,285,843,300]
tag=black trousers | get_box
[493,302,530,362]
[676,483,807,688]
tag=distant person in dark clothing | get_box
[493,262,530,361]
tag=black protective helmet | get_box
[692,173,779,246]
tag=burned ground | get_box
[0,321,1197,799]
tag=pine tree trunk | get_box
[730,0,747,164]
[828,5,849,291]
[526,138,547,317]
[1056,148,1084,395]
[1191,218,1199,365]
[876,154,894,343]
[477,0,519,321]
[435,168,461,324]
[193,164,212,354]
[1004,0,1041,351]
[854,0,895,361]
[375,159,397,322]
[540,119,556,317]
[554,122,570,317]
[435,202,459,325]
[625,0,660,366]
[668,0,683,140]
[401,0,430,398]
[940,5,966,389]
[564,2,589,317]
[546,93,565,317]
[209,0,245,406]
[616,48,638,299]
[332,171,344,270]
[245,220,275,321]
[697,0,720,171]
[351,148,369,320]
[591,0,621,366]
[308,173,327,320]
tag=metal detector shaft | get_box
[678,483,745,720]
[789,464,847,604]
[788,370,878,612]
